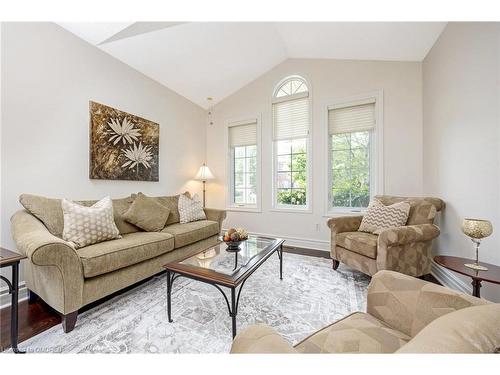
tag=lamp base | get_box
[464,263,488,271]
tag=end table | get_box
[1,247,26,353]
[434,255,500,298]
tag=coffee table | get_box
[163,236,284,338]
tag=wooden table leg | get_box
[472,278,482,298]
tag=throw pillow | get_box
[178,193,206,223]
[62,196,121,248]
[123,193,170,232]
[358,199,411,234]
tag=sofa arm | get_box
[377,224,440,247]
[327,215,363,234]
[367,270,488,338]
[11,210,84,312]
[230,324,297,353]
[204,208,227,232]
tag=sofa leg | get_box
[332,259,340,270]
[62,311,78,333]
[28,290,39,304]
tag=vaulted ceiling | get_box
[58,22,446,108]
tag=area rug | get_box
[19,253,370,353]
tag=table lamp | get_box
[461,218,493,271]
[194,163,214,207]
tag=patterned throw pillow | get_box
[359,199,411,234]
[178,194,206,223]
[62,196,121,248]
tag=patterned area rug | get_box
[19,253,370,353]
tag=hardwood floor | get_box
[0,245,439,352]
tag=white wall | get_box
[206,58,423,250]
[1,23,207,294]
[423,23,500,302]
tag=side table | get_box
[434,255,500,298]
[1,247,26,353]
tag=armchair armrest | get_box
[367,270,488,338]
[230,324,297,353]
[204,208,227,231]
[11,210,84,312]
[377,224,440,247]
[327,215,363,234]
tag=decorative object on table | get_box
[461,218,493,271]
[434,255,500,298]
[0,247,27,353]
[178,193,206,223]
[62,196,121,248]
[194,163,215,207]
[89,101,159,181]
[222,227,249,251]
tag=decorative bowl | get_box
[219,237,247,252]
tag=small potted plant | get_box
[222,227,249,251]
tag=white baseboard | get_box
[222,228,330,252]
[0,281,28,309]
[431,261,471,294]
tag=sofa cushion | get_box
[295,312,411,353]
[62,196,121,248]
[161,220,219,248]
[130,191,190,226]
[336,231,378,259]
[19,194,139,237]
[397,304,500,353]
[123,193,170,232]
[77,232,174,278]
[358,199,410,234]
[374,196,443,225]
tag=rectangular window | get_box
[328,100,376,211]
[273,96,310,208]
[228,121,258,208]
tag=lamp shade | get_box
[195,164,214,181]
[462,218,493,239]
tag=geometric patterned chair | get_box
[230,271,499,353]
[327,196,445,278]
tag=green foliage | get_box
[277,189,306,205]
[331,131,370,208]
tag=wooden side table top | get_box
[434,255,500,284]
[0,247,26,266]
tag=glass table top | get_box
[180,236,275,276]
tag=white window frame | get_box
[324,91,384,216]
[225,116,262,212]
[271,75,313,213]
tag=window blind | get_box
[229,121,257,147]
[273,97,310,141]
[328,101,375,135]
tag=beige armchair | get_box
[327,196,444,277]
[231,271,500,353]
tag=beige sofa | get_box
[231,271,500,353]
[328,196,445,277]
[11,193,226,333]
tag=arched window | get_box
[272,76,311,209]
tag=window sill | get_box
[226,206,261,213]
[323,209,366,217]
[270,207,312,214]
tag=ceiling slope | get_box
[57,22,446,108]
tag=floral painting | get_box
[89,101,159,181]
